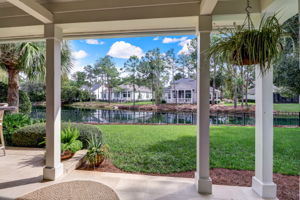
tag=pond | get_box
[30,106,300,126]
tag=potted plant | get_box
[60,124,83,160]
[85,133,109,168]
[209,14,286,75]
[40,123,83,160]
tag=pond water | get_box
[30,106,300,126]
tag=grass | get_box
[274,104,300,112]
[99,125,300,175]
[222,102,300,112]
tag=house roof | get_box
[247,86,279,95]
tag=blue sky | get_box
[69,34,195,74]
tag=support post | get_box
[252,66,276,198]
[195,15,212,194]
[43,24,63,181]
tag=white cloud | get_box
[162,36,188,44]
[72,50,88,59]
[107,41,144,59]
[85,39,104,45]
[153,36,160,41]
[178,39,192,55]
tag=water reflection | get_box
[30,106,299,126]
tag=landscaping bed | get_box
[78,124,299,200]
[79,159,299,200]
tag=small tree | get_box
[124,56,140,106]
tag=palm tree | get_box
[0,41,72,112]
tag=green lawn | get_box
[222,102,300,112]
[122,101,153,105]
[99,125,300,175]
[273,104,300,112]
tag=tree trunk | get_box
[133,84,136,107]
[108,87,112,104]
[212,64,216,105]
[7,68,19,113]
[241,67,244,108]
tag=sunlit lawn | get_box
[222,102,300,112]
[100,125,300,175]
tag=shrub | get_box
[61,123,82,153]
[0,82,32,114]
[12,123,101,148]
[61,86,94,104]
[21,82,46,102]
[2,114,42,145]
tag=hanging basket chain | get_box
[243,0,254,30]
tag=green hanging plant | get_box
[209,14,286,75]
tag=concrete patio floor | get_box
[0,148,267,200]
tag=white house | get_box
[164,78,220,104]
[86,84,152,102]
[246,86,300,104]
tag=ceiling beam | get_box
[200,0,218,15]
[6,0,53,24]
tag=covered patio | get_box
[0,0,298,199]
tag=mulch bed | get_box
[79,159,299,200]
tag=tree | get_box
[177,38,197,79]
[72,71,88,88]
[164,49,178,104]
[139,48,168,105]
[94,56,119,103]
[0,41,72,112]
[123,56,140,106]
[274,14,300,95]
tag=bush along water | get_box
[2,113,43,145]
[12,122,101,148]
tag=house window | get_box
[168,92,171,99]
[172,91,177,98]
[122,92,127,98]
[185,90,191,98]
[102,93,106,98]
[128,92,131,98]
[178,90,184,98]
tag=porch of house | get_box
[0,0,298,199]
[0,148,262,200]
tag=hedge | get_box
[12,123,101,148]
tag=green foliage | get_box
[139,48,169,105]
[12,122,101,148]
[0,82,32,114]
[274,14,300,95]
[71,71,88,88]
[61,85,94,103]
[21,82,46,102]
[60,123,82,153]
[85,133,109,167]
[19,91,32,114]
[2,113,42,145]
[209,15,285,75]
[100,125,299,175]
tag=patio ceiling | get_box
[0,0,298,41]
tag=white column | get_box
[43,24,63,181]
[195,15,212,194]
[251,66,276,198]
